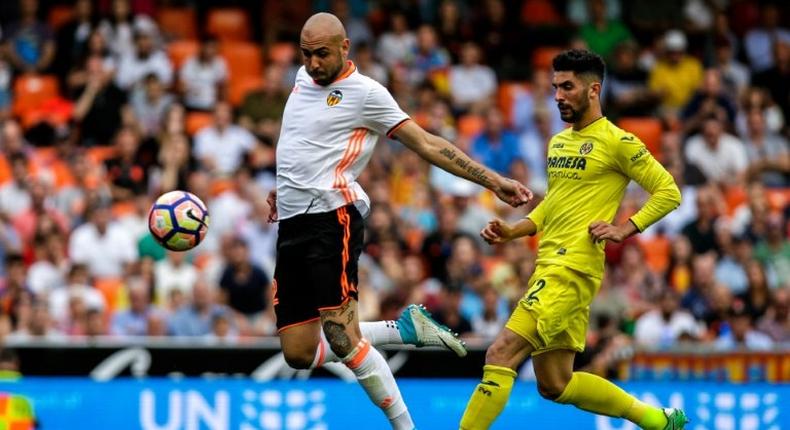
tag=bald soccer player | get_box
[266,13,532,429]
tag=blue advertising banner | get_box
[0,378,787,430]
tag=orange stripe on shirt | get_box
[334,128,366,203]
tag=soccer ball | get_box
[148,190,210,251]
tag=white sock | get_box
[342,338,414,430]
[309,322,403,369]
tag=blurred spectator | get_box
[742,108,789,187]
[52,0,100,79]
[684,115,748,185]
[634,289,703,349]
[0,214,22,278]
[735,87,785,137]
[512,69,565,135]
[642,158,698,239]
[3,0,55,73]
[578,0,633,61]
[194,101,256,176]
[68,201,137,279]
[648,30,703,113]
[100,0,158,59]
[237,196,277,277]
[110,280,154,336]
[169,279,227,337]
[84,308,107,336]
[8,299,63,340]
[471,107,521,175]
[757,287,789,343]
[743,3,790,73]
[354,42,388,86]
[568,0,621,26]
[577,314,633,379]
[114,25,172,91]
[712,37,750,97]
[49,264,105,329]
[731,181,771,241]
[150,132,194,194]
[0,152,32,217]
[754,214,790,288]
[627,0,684,38]
[11,178,69,246]
[0,59,10,120]
[715,304,774,350]
[473,0,516,73]
[377,12,416,68]
[517,107,551,192]
[449,42,497,114]
[103,127,147,200]
[435,0,471,58]
[331,0,373,55]
[471,286,507,340]
[72,55,127,146]
[206,311,238,343]
[409,25,450,83]
[421,203,461,283]
[130,73,173,138]
[27,233,67,296]
[737,260,773,320]
[602,40,658,119]
[154,251,198,306]
[431,285,473,337]
[179,37,228,112]
[714,223,750,295]
[54,151,111,226]
[681,186,722,255]
[751,40,790,131]
[680,68,737,136]
[682,252,719,320]
[218,237,270,329]
[0,254,33,328]
[238,66,288,142]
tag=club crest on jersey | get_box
[579,141,594,155]
[327,90,343,106]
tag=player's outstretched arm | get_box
[480,218,538,245]
[392,120,532,207]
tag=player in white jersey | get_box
[267,13,532,429]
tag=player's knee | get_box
[484,341,511,366]
[282,350,314,369]
[537,380,568,401]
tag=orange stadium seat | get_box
[497,81,529,127]
[186,112,214,136]
[48,5,74,30]
[167,40,200,70]
[157,7,198,40]
[640,235,671,274]
[207,8,251,42]
[521,0,563,26]
[269,42,296,65]
[532,46,563,70]
[95,278,124,311]
[617,117,663,161]
[12,75,59,118]
[220,42,263,80]
[86,146,117,165]
[765,188,790,212]
[458,114,485,138]
[228,75,264,107]
[0,156,11,185]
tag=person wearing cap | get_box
[648,29,703,113]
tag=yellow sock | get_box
[555,372,667,429]
[459,365,517,430]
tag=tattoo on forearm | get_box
[323,321,353,356]
[439,147,457,160]
[439,147,491,187]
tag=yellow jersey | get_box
[526,117,681,278]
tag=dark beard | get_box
[310,62,344,86]
[559,99,590,123]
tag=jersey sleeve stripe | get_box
[386,118,411,138]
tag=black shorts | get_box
[273,204,364,331]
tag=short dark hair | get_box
[552,49,606,83]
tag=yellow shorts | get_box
[505,264,600,355]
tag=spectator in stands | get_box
[684,115,748,185]
[578,0,633,62]
[100,0,158,59]
[3,0,55,73]
[54,151,111,227]
[421,203,461,284]
[714,224,749,295]
[114,25,172,91]
[736,87,785,137]
[0,254,33,329]
[0,213,22,279]
[72,54,127,146]
[238,65,288,143]
[471,286,507,340]
[713,37,750,98]
[680,68,737,136]
[449,42,496,114]
[169,279,227,337]
[518,107,551,192]
[65,29,116,97]
[179,37,228,112]
[354,42,388,86]
[742,108,789,187]
[8,299,63,340]
[150,132,194,194]
[49,264,105,329]
[331,0,373,56]
[752,40,790,135]
[757,287,789,343]
[754,213,790,288]
[682,252,719,320]
[69,201,137,280]
[84,308,107,336]
[104,127,147,200]
[409,25,450,83]
[0,59,10,120]
[237,196,277,277]
[11,178,69,246]
[218,237,269,334]
[602,40,657,119]
[376,12,416,68]
[154,250,198,306]
[432,284,473,338]
[634,289,703,349]
[737,260,773,320]
[131,73,173,138]
[471,107,521,175]
[743,3,790,73]
[512,68,564,135]
[648,30,703,114]
[206,310,238,343]
[194,101,256,177]
[0,152,31,218]
[642,159,698,239]
[715,304,774,350]
[52,0,100,79]
[110,280,154,336]
[27,233,67,297]
[681,186,721,255]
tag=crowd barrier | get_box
[0,378,787,429]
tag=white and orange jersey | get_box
[276,61,410,220]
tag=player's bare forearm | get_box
[511,218,538,238]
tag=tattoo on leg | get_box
[346,310,354,325]
[323,321,353,356]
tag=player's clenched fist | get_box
[480,219,514,244]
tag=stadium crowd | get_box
[0,0,787,368]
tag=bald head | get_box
[300,12,351,85]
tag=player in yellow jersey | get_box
[459,50,688,430]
